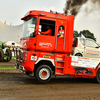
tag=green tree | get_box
[73,30,79,37]
[79,30,96,41]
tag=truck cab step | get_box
[55,60,65,62]
[56,72,64,75]
[57,66,64,69]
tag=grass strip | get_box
[12,56,16,60]
[0,66,15,69]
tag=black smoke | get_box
[64,0,100,18]
[64,0,88,17]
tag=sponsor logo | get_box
[72,61,79,63]
[31,56,37,61]
[86,53,99,57]
[78,57,89,60]
[43,56,50,58]
[86,50,100,54]
[91,59,99,61]
[56,57,63,61]
[39,42,52,48]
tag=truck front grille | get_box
[16,49,25,62]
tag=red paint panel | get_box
[36,35,55,52]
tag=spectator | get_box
[2,43,5,49]
[58,25,64,38]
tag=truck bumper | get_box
[15,62,25,72]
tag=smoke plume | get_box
[64,0,100,17]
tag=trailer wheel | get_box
[35,65,52,82]
[5,49,12,62]
[0,49,4,62]
[95,69,100,83]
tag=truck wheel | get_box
[0,49,4,62]
[35,65,52,82]
[95,69,100,83]
[6,49,12,62]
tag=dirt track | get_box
[0,60,100,100]
[0,59,16,66]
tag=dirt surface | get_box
[0,59,16,66]
[0,60,100,100]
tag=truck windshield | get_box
[21,17,37,38]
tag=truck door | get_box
[55,20,67,53]
[36,18,56,52]
[84,39,100,58]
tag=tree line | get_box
[74,30,96,41]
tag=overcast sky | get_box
[0,0,100,43]
[74,0,100,43]
[0,0,66,25]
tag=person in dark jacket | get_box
[2,43,5,49]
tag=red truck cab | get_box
[20,10,74,53]
[16,10,75,82]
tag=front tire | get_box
[95,69,100,83]
[35,65,52,82]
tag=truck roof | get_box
[21,10,69,20]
